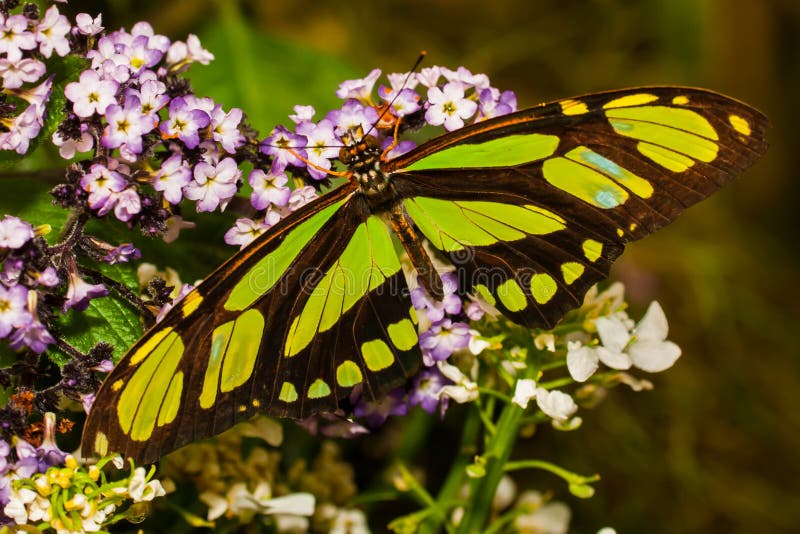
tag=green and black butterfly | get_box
[82,86,768,464]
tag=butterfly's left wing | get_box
[82,186,421,464]
[386,87,768,328]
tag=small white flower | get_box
[511,379,538,409]
[597,528,617,534]
[330,508,371,534]
[515,491,571,534]
[493,475,517,511]
[28,495,51,522]
[468,329,490,355]
[200,490,230,521]
[128,467,166,502]
[566,342,599,382]
[258,492,315,516]
[4,486,36,524]
[535,388,578,423]
[628,301,681,372]
[437,361,478,404]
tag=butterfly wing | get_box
[82,184,421,464]
[387,87,768,327]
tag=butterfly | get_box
[81,86,768,464]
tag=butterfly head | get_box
[339,128,381,171]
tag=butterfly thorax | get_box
[340,133,396,207]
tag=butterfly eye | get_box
[339,146,352,163]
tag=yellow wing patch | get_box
[561,99,589,115]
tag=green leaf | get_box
[0,177,68,242]
[55,262,143,366]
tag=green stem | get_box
[456,401,524,534]
[504,459,600,485]
[417,405,482,534]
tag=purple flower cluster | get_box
[0,4,71,153]
[225,65,517,249]
[52,19,248,233]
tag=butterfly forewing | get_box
[388,87,768,328]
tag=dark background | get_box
[63,1,800,532]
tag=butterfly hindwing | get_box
[81,185,421,464]
[388,87,768,328]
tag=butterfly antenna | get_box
[364,50,427,139]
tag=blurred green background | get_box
[62,0,799,532]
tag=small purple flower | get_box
[0,284,32,338]
[296,119,340,180]
[102,95,149,155]
[166,34,214,66]
[477,87,517,120]
[9,318,55,353]
[0,215,34,249]
[13,415,66,475]
[441,66,490,90]
[0,15,37,62]
[417,66,441,87]
[160,96,211,149]
[52,125,93,159]
[80,392,95,414]
[135,78,170,119]
[126,34,163,74]
[354,388,408,427]
[289,104,315,123]
[378,86,421,117]
[287,186,318,212]
[336,68,381,101]
[74,13,103,36]
[80,163,128,216]
[387,72,418,91]
[410,272,462,322]
[465,301,485,321]
[9,75,53,112]
[64,271,109,312]
[64,69,119,118]
[326,100,379,138]
[249,169,291,210]
[260,125,307,172]
[130,21,171,54]
[0,58,45,89]
[153,153,192,204]
[113,187,142,222]
[35,5,71,58]
[38,413,67,468]
[408,368,451,413]
[13,439,40,477]
[419,319,471,364]
[0,104,42,154]
[184,157,241,212]
[224,213,279,249]
[425,81,478,131]
[211,105,244,153]
[34,266,60,288]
